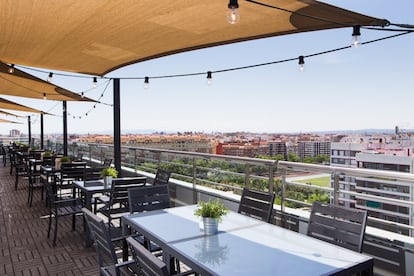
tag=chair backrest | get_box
[238,188,275,222]
[60,162,87,182]
[153,168,171,185]
[84,166,103,181]
[107,177,147,214]
[126,236,169,276]
[103,158,112,167]
[128,185,170,213]
[82,208,118,268]
[307,201,367,253]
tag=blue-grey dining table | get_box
[122,205,373,276]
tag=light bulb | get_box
[227,0,240,24]
[81,92,84,98]
[144,76,149,89]
[206,71,212,86]
[298,56,305,72]
[351,25,361,48]
[47,72,53,82]
[93,77,98,88]
[43,93,47,100]
[8,64,15,74]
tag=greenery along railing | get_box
[38,140,334,204]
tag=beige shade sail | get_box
[0,110,24,118]
[0,62,96,102]
[0,0,388,76]
[0,97,50,114]
[0,118,23,124]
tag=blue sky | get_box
[2,0,414,135]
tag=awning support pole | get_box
[113,78,121,177]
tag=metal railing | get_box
[38,139,414,237]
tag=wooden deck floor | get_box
[0,163,99,275]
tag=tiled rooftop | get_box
[0,164,99,275]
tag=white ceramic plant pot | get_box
[203,217,219,235]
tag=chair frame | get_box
[83,208,136,276]
[126,236,169,276]
[307,201,368,253]
[96,177,147,227]
[128,185,171,213]
[45,180,84,246]
[153,168,171,185]
[238,188,275,222]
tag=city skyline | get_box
[1,0,413,135]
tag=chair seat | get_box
[100,263,137,276]
[53,205,84,216]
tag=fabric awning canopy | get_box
[0,118,23,124]
[0,110,23,118]
[0,62,96,101]
[0,0,388,76]
[0,97,50,114]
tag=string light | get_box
[81,92,84,98]
[206,71,212,85]
[43,93,47,100]
[8,64,15,74]
[352,25,361,48]
[93,77,98,88]
[227,0,240,24]
[298,56,305,72]
[144,76,149,89]
[47,72,53,82]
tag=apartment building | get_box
[331,136,414,235]
[298,141,330,160]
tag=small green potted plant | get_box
[100,167,118,188]
[55,155,70,170]
[195,199,229,235]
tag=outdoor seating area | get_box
[0,151,98,275]
[0,143,379,275]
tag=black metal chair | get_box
[307,201,368,253]
[128,185,171,213]
[123,237,195,276]
[153,168,171,185]
[127,185,171,254]
[103,158,113,168]
[45,179,84,246]
[82,208,137,276]
[26,159,44,207]
[0,145,7,166]
[238,188,275,222]
[96,177,147,228]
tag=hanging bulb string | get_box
[68,79,113,120]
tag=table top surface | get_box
[123,205,263,244]
[123,205,373,276]
[72,180,109,192]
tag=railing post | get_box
[281,168,286,213]
[88,144,92,164]
[268,165,274,193]
[192,157,197,204]
[134,148,137,174]
[245,164,250,189]
[333,172,340,205]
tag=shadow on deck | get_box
[0,163,99,275]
